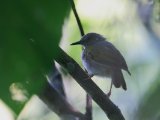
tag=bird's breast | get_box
[82,49,111,77]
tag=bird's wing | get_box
[87,42,128,71]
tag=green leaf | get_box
[0,0,70,115]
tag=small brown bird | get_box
[71,33,131,96]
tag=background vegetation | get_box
[0,0,160,120]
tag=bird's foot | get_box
[106,91,111,97]
[104,92,111,98]
[84,74,94,80]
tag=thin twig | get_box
[69,0,85,36]
[85,94,92,120]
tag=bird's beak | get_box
[70,40,81,45]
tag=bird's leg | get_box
[107,81,113,97]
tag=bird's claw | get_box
[84,72,94,80]
[106,91,111,97]
[84,74,94,80]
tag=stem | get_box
[69,0,85,36]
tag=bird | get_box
[71,33,131,96]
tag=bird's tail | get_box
[111,69,127,90]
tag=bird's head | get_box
[71,33,105,47]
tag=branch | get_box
[38,65,85,120]
[54,46,125,120]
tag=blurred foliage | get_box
[0,0,69,116]
[135,70,160,120]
